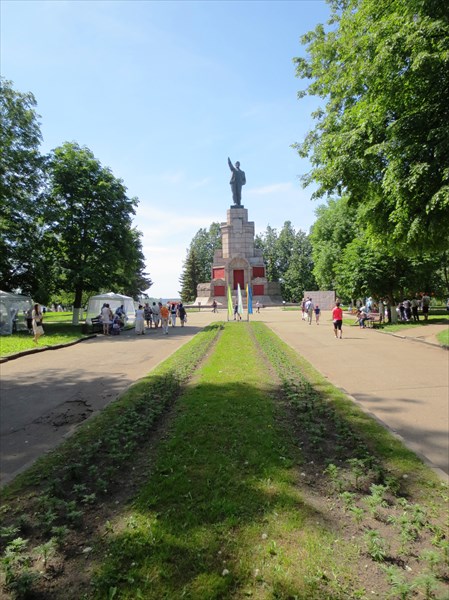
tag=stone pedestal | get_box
[195,206,282,306]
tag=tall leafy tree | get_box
[256,222,317,301]
[46,142,145,323]
[294,0,449,251]
[187,223,222,283]
[282,230,316,302]
[255,225,281,282]
[0,78,48,296]
[309,197,358,290]
[311,197,448,301]
[179,248,201,303]
[114,228,152,298]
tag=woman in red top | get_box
[332,302,343,339]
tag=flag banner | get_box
[237,283,244,316]
[227,285,233,320]
[247,283,253,316]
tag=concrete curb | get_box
[0,335,98,364]
[343,388,449,483]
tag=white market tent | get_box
[85,292,135,324]
[0,290,34,335]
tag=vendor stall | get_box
[0,290,34,335]
[85,292,135,325]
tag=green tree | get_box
[46,142,145,323]
[187,223,222,283]
[309,197,358,290]
[335,234,445,302]
[255,225,281,282]
[282,230,316,302]
[113,228,152,298]
[0,79,48,296]
[179,247,201,303]
[256,222,316,301]
[294,0,449,251]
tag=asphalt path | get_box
[1,310,448,486]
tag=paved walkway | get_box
[1,310,448,486]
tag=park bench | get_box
[366,312,383,328]
[82,316,103,335]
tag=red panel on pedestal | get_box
[233,270,244,290]
[214,286,225,296]
[253,266,265,278]
[253,285,264,296]
[213,267,225,280]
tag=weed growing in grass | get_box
[365,529,389,562]
[383,565,414,599]
[363,484,388,519]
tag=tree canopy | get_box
[294,0,449,252]
[179,223,222,302]
[0,78,48,296]
[310,196,449,301]
[46,142,151,320]
[256,221,316,301]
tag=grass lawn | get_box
[437,328,449,348]
[0,312,87,358]
[0,323,447,599]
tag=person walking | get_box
[151,302,160,328]
[31,303,44,344]
[301,298,306,321]
[170,302,177,327]
[234,303,241,321]
[305,297,314,325]
[159,302,169,334]
[314,305,321,324]
[144,303,153,329]
[178,303,187,327]
[332,301,343,339]
[135,305,145,335]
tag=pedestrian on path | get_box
[32,303,44,344]
[159,302,169,334]
[178,303,187,327]
[305,297,314,324]
[332,301,343,339]
[151,302,160,328]
[135,305,145,335]
[314,305,321,324]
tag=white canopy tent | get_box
[85,292,135,324]
[0,290,34,335]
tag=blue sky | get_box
[2,0,330,298]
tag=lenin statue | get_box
[228,157,246,207]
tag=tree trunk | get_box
[72,286,83,325]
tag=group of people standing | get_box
[135,301,187,335]
[397,294,430,322]
[100,303,126,336]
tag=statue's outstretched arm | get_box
[228,157,234,172]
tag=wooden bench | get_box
[82,316,103,334]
